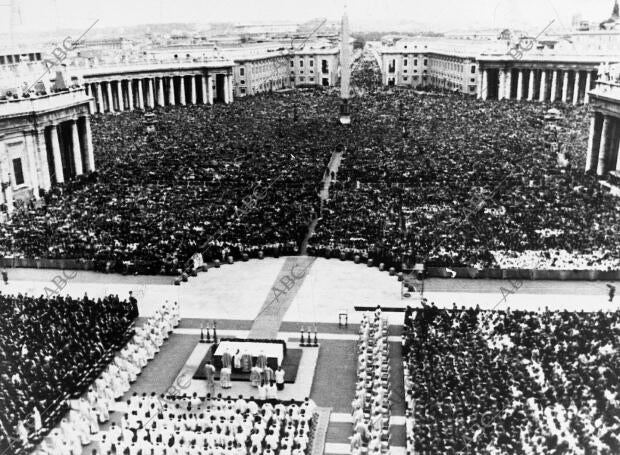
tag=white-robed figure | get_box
[220,366,232,389]
[33,405,42,433]
[204,360,216,395]
[17,419,29,446]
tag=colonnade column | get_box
[480,70,488,100]
[169,77,176,105]
[96,82,104,113]
[539,70,547,102]
[106,82,114,113]
[561,71,569,102]
[157,78,165,106]
[1,156,14,214]
[504,70,512,100]
[36,129,51,190]
[137,79,144,110]
[83,117,95,172]
[207,75,213,104]
[50,124,64,184]
[498,70,505,100]
[550,70,558,102]
[115,81,124,111]
[127,80,134,111]
[148,79,155,109]
[201,75,208,104]
[71,119,83,176]
[597,115,611,176]
[228,74,234,103]
[584,72,592,104]
[572,71,581,105]
[179,76,186,105]
[24,133,40,199]
[527,70,535,101]
[190,76,197,104]
[516,70,523,101]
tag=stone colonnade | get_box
[85,73,233,114]
[478,67,596,105]
[585,112,620,176]
[1,116,94,213]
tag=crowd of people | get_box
[308,84,620,271]
[351,308,392,454]
[402,303,620,454]
[0,292,138,453]
[31,301,179,455]
[0,58,618,273]
[0,93,330,275]
[92,394,317,454]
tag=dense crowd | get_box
[0,93,332,274]
[92,395,317,454]
[0,57,618,273]
[351,308,392,454]
[402,303,620,454]
[308,85,620,270]
[0,293,138,453]
[32,302,179,455]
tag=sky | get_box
[1,0,616,34]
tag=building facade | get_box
[477,56,601,105]
[233,52,291,97]
[0,88,94,214]
[80,60,235,113]
[291,47,340,87]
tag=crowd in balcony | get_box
[402,303,620,454]
[0,293,138,453]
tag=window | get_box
[470,78,475,83]
[310,60,314,67]
[321,60,328,74]
[290,60,294,68]
[299,76,305,82]
[414,59,418,66]
[471,65,476,74]
[403,76,408,81]
[13,158,24,185]
[423,59,428,66]
[388,59,396,73]
[240,80,246,85]
[240,87,246,94]
[310,77,314,82]
[404,59,408,66]
[299,59,304,67]
[240,67,245,76]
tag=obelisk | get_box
[339,6,351,125]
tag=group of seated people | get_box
[1,62,619,274]
[93,394,317,454]
[31,301,180,454]
[0,292,138,453]
[351,308,392,454]
[402,302,620,454]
